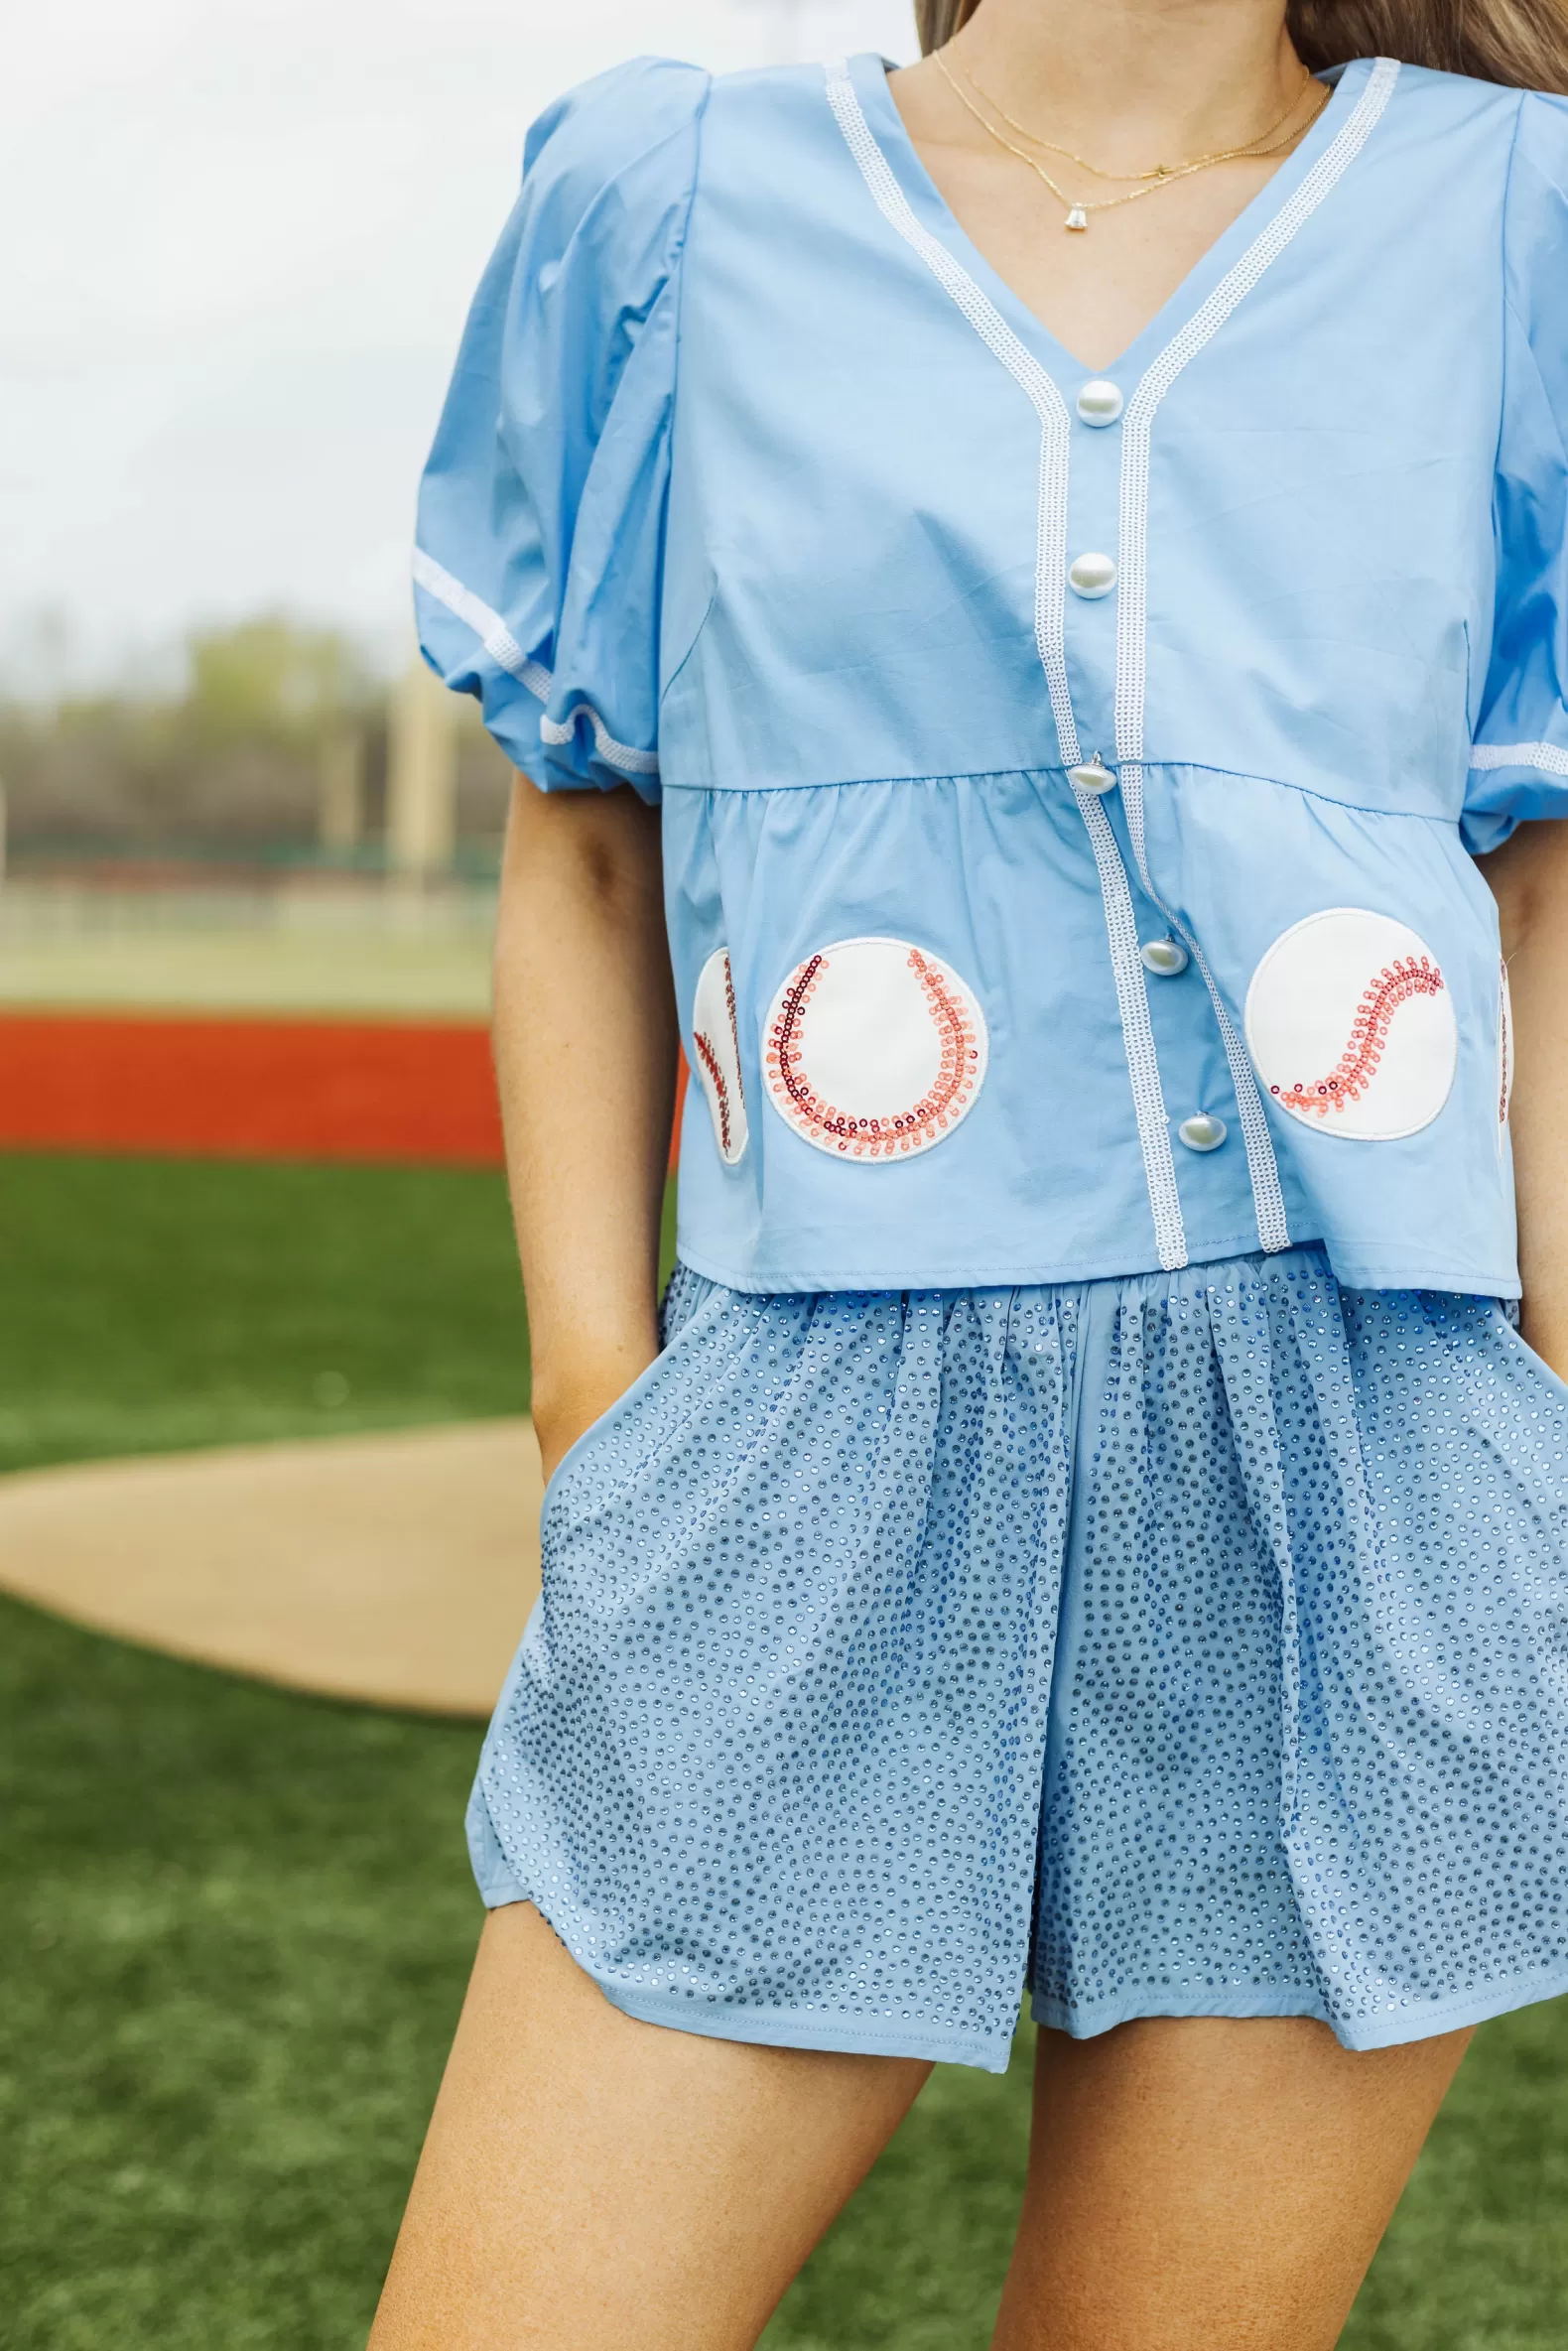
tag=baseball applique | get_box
[1244,909,1457,1141]
[692,947,748,1166]
[764,937,987,1160]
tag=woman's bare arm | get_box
[492,773,678,1483]
[1485,816,1568,1377]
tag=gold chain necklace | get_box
[956,51,1317,185]
[932,48,1329,231]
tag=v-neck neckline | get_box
[853,53,1368,384]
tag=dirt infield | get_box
[0,1420,544,1716]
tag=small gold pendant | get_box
[1065,204,1089,232]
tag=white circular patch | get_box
[1244,908,1456,1141]
[764,937,987,1161]
[691,946,748,1166]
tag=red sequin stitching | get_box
[1499,960,1512,1130]
[693,1028,732,1155]
[766,947,981,1158]
[1270,955,1445,1117]
[694,953,743,1158]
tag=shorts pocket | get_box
[1502,1315,1568,1408]
[537,1279,737,1527]
[539,1347,675,1520]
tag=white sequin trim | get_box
[538,710,660,779]
[412,546,659,781]
[1470,741,1568,775]
[413,548,551,699]
[1072,791,1185,1264]
[1110,61,1398,1243]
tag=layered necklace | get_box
[932,47,1330,231]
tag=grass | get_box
[0,1149,679,1476]
[0,1152,532,1474]
[0,1595,481,2351]
[1,1148,1567,2345]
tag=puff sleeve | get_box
[413,58,709,800]
[1466,91,1568,854]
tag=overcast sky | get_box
[2,0,916,692]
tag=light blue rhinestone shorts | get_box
[468,1246,1568,2073]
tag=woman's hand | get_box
[491,773,678,1489]
[1485,817,1568,1378]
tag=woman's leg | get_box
[368,1901,931,2351]
[992,2015,1471,2351]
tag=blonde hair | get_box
[912,0,1568,94]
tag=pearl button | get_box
[1076,378,1123,426]
[1069,756,1116,795]
[1140,937,1189,976]
[1178,1112,1228,1153]
[1068,551,1117,598]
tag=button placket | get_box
[1063,367,1121,729]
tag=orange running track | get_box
[0,1011,689,1169]
[0,1011,503,1165]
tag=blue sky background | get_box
[3,0,916,691]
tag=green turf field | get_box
[0,1150,681,1476]
[0,1153,531,1475]
[2,1150,1566,2346]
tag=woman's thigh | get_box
[994,2015,1471,2351]
[367,1901,931,2351]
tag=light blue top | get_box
[416,52,1568,1296]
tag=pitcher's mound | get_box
[0,1420,542,1717]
